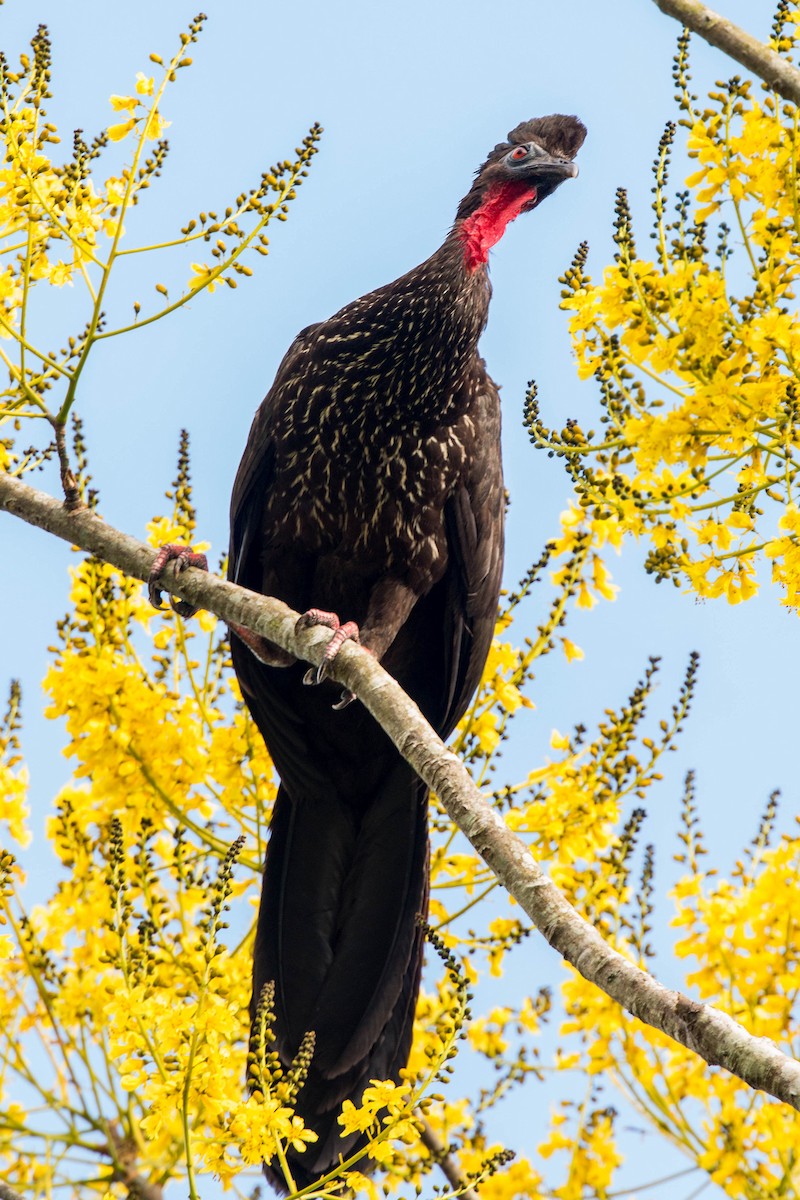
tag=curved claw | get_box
[148,544,209,618]
[302,669,356,708]
[302,657,344,687]
[297,610,360,697]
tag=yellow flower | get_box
[561,637,584,662]
[107,118,137,142]
[188,262,219,293]
[48,260,73,287]
[144,109,170,141]
[109,94,139,113]
[338,1098,376,1136]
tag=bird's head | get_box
[456,114,586,271]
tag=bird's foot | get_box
[229,622,294,668]
[148,544,209,618]
[296,609,361,706]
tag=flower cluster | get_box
[0,16,320,491]
[546,777,800,1199]
[529,24,800,611]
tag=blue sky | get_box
[0,0,785,1195]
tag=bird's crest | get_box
[502,115,586,161]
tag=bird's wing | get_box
[228,323,320,589]
[380,367,504,741]
[439,369,505,738]
[228,438,274,591]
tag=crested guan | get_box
[226,114,585,1190]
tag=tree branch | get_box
[418,1117,480,1200]
[3,471,800,1111]
[107,1127,165,1200]
[651,0,800,105]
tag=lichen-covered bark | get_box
[653,0,800,105]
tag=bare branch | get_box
[107,1127,165,1200]
[0,1184,25,1200]
[2,471,800,1111]
[418,1117,480,1200]
[652,0,800,105]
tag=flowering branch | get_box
[650,0,800,104]
[0,18,321,490]
[3,470,800,1115]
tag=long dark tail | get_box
[251,761,429,1191]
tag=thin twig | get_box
[2,471,800,1112]
[53,420,80,510]
[652,0,800,105]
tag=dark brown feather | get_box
[506,113,587,159]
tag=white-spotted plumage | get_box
[227,114,586,1194]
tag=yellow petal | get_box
[561,637,584,663]
[107,118,137,142]
[109,94,138,113]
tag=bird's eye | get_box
[510,145,528,161]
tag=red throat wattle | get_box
[459,180,538,271]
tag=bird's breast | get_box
[264,408,477,586]
[256,268,488,584]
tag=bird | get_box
[160,114,584,1191]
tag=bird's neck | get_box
[457,181,538,272]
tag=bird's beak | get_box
[529,156,579,181]
[516,154,578,210]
